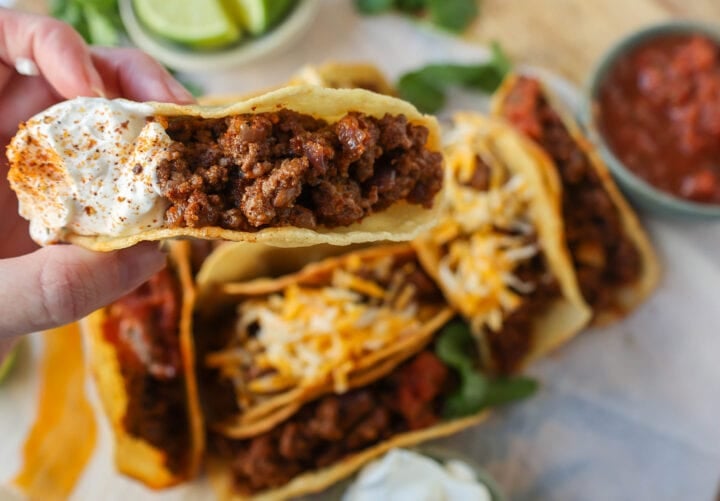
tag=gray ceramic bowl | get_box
[581,20,720,218]
[119,0,318,72]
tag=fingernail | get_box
[86,64,106,98]
[117,242,167,290]
[166,77,196,104]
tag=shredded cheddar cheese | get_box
[431,122,541,333]
[207,262,426,397]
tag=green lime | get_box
[0,344,18,384]
[226,0,296,35]
[134,0,242,48]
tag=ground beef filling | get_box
[211,351,451,495]
[156,110,443,231]
[486,248,561,373]
[102,268,190,474]
[501,77,642,314]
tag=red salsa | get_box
[597,34,720,204]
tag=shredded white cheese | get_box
[431,119,541,333]
[208,262,428,396]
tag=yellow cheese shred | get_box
[208,265,425,396]
[434,131,540,333]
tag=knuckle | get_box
[38,256,95,327]
[125,48,155,65]
[44,18,82,43]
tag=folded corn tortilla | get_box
[414,113,591,373]
[492,74,660,325]
[8,86,443,251]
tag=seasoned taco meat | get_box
[102,268,190,474]
[211,351,451,495]
[485,247,561,373]
[500,76,642,314]
[156,110,443,231]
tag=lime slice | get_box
[134,0,242,48]
[0,344,18,384]
[226,0,296,35]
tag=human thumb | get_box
[0,243,166,338]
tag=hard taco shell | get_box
[207,412,488,501]
[414,114,591,372]
[198,244,454,438]
[10,86,443,251]
[492,74,660,325]
[82,241,204,487]
[287,62,396,95]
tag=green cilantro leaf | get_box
[483,376,539,407]
[83,4,120,46]
[427,0,479,33]
[396,42,512,113]
[436,320,475,370]
[435,321,539,419]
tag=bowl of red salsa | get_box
[584,21,720,217]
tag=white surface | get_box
[2,1,720,500]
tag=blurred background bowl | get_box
[304,446,507,501]
[582,20,720,218]
[119,0,318,72]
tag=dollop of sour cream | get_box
[342,449,492,501]
[8,97,174,245]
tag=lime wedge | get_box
[226,0,296,35]
[0,344,18,384]
[134,0,242,48]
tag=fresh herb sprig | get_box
[396,42,511,113]
[435,321,538,419]
[51,0,124,46]
[49,0,204,96]
[355,0,480,34]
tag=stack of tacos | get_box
[69,65,660,498]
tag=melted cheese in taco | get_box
[197,246,495,499]
[433,153,543,335]
[199,247,451,436]
[211,267,425,395]
[414,114,590,373]
[8,87,444,249]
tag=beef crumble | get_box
[155,110,443,231]
[501,76,642,314]
[485,249,560,373]
[210,351,451,495]
[102,268,190,475]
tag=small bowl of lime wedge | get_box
[120,0,318,72]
